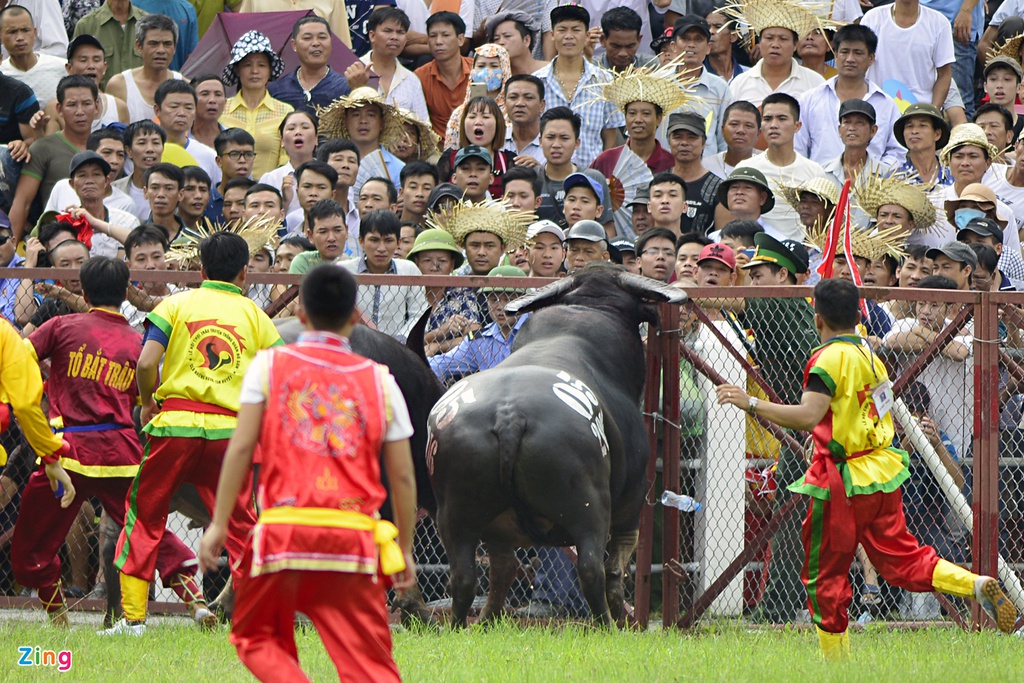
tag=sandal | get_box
[860,583,880,606]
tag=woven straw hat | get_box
[987,32,1024,65]
[167,214,281,266]
[394,107,441,158]
[853,170,938,234]
[723,0,840,39]
[426,199,536,251]
[317,87,405,146]
[939,123,1001,166]
[804,223,908,264]
[597,57,702,114]
[777,177,840,213]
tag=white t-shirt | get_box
[992,0,1024,25]
[112,176,151,221]
[45,180,137,216]
[984,164,1024,230]
[703,151,733,180]
[831,0,864,22]
[239,348,415,443]
[0,52,67,103]
[861,4,955,104]
[184,138,222,189]
[884,317,973,457]
[258,162,299,217]
[735,152,826,241]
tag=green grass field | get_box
[2,614,1019,682]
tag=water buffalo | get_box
[427,264,687,626]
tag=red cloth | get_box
[115,435,257,582]
[28,309,143,471]
[251,338,390,576]
[801,488,939,633]
[590,141,676,179]
[231,545,401,683]
[12,468,195,589]
[55,212,93,250]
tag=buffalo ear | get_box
[404,307,433,367]
[615,272,689,304]
[504,276,576,314]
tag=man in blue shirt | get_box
[0,217,24,326]
[428,265,528,382]
[269,16,352,118]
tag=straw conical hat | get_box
[987,32,1024,65]
[167,214,280,267]
[394,107,441,158]
[939,123,1002,166]
[723,0,841,39]
[853,170,938,234]
[426,199,536,251]
[805,222,908,264]
[777,176,840,212]
[316,87,405,147]
[596,57,702,114]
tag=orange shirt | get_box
[415,56,474,137]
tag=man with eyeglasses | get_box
[207,128,256,222]
[635,227,677,282]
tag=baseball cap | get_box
[550,4,590,28]
[526,219,565,241]
[610,236,635,254]
[427,183,464,210]
[667,112,707,137]
[565,220,607,242]
[627,186,650,209]
[838,98,876,124]
[697,242,736,270]
[741,232,808,275]
[564,172,604,204]
[926,241,979,269]
[67,34,104,61]
[673,15,711,40]
[454,145,492,167]
[651,26,675,53]
[984,55,1024,80]
[957,216,1004,243]
[69,150,112,178]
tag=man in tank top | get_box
[106,14,183,123]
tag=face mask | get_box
[954,207,985,230]
[471,67,504,92]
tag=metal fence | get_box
[0,267,1021,633]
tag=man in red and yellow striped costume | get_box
[717,278,1017,660]
[200,264,417,682]
[108,232,283,635]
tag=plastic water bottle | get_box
[660,491,702,512]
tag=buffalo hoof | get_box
[394,597,438,628]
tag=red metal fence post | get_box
[660,305,682,627]
[973,292,1001,630]
[633,314,665,628]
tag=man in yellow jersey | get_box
[717,279,1017,660]
[105,232,283,635]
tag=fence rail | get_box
[0,268,1021,632]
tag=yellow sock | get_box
[816,627,850,662]
[120,573,150,623]
[931,559,978,599]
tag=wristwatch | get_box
[747,397,759,415]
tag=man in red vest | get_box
[200,264,418,682]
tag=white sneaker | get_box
[193,606,218,630]
[97,618,146,636]
[974,577,1018,633]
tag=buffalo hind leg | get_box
[437,514,480,628]
[479,542,516,623]
[605,529,639,623]
[575,535,613,627]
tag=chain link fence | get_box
[2,267,1022,631]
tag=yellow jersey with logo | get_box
[144,281,283,439]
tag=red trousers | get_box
[801,488,939,633]
[11,468,195,588]
[115,435,256,582]
[231,545,401,683]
